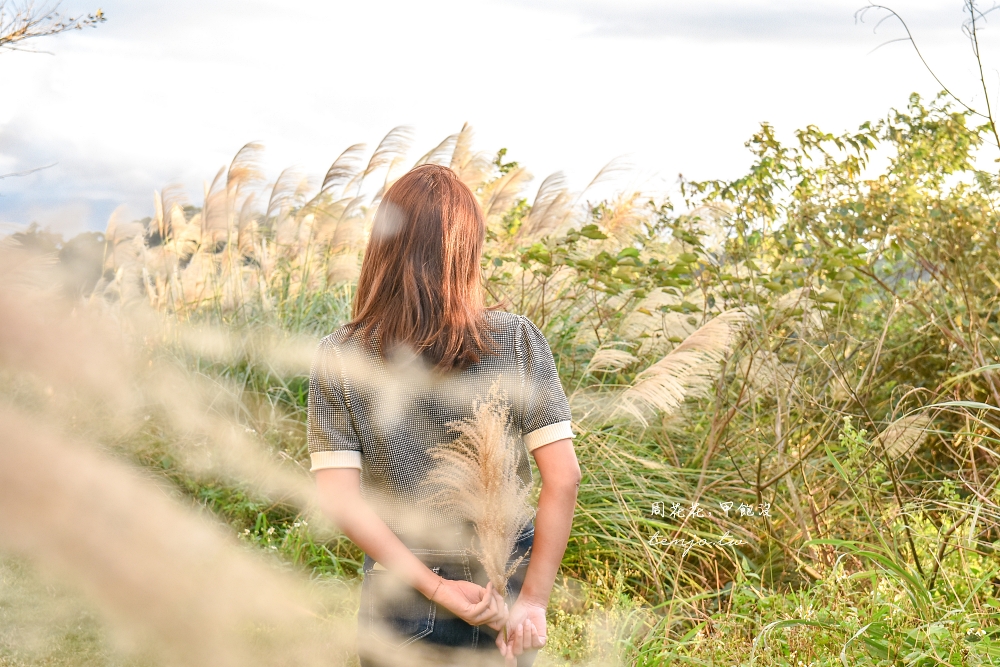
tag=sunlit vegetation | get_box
[3,93,1000,666]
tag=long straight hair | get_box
[348,164,497,372]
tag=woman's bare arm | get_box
[497,438,580,662]
[518,438,581,606]
[315,468,507,627]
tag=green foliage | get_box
[479,90,1000,663]
[493,147,519,175]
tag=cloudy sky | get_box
[0,0,997,234]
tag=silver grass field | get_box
[3,105,1000,667]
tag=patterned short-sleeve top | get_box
[306,310,575,547]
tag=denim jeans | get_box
[357,524,538,667]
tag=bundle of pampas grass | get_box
[423,380,534,602]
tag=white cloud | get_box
[0,0,997,233]
[500,0,963,42]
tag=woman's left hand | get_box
[434,578,509,630]
[496,597,547,665]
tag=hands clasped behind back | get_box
[314,468,508,632]
[433,578,509,630]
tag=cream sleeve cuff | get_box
[522,420,575,452]
[310,450,363,471]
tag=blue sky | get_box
[0,0,994,235]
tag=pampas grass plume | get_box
[616,309,748,425]
[423,380,534,598]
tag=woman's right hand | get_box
[432,578,509,630]
[496,597,547,665]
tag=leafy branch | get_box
[0,1,105,54]
[857,1,1000,152]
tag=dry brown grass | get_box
[422,380,534,598]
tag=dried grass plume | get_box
[616,309,749,426]
[878,413,933,461]
[422,381,534,597]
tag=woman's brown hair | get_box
[348,164,496,372]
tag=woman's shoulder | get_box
[317,322,370,355]
[318,324,353,347]
[482,310,553,357]
[484,309,549,338]
[483,309,537,342]
[483,308,523,328]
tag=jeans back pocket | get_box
[360,565,440,648]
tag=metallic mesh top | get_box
[306,310,575,548]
